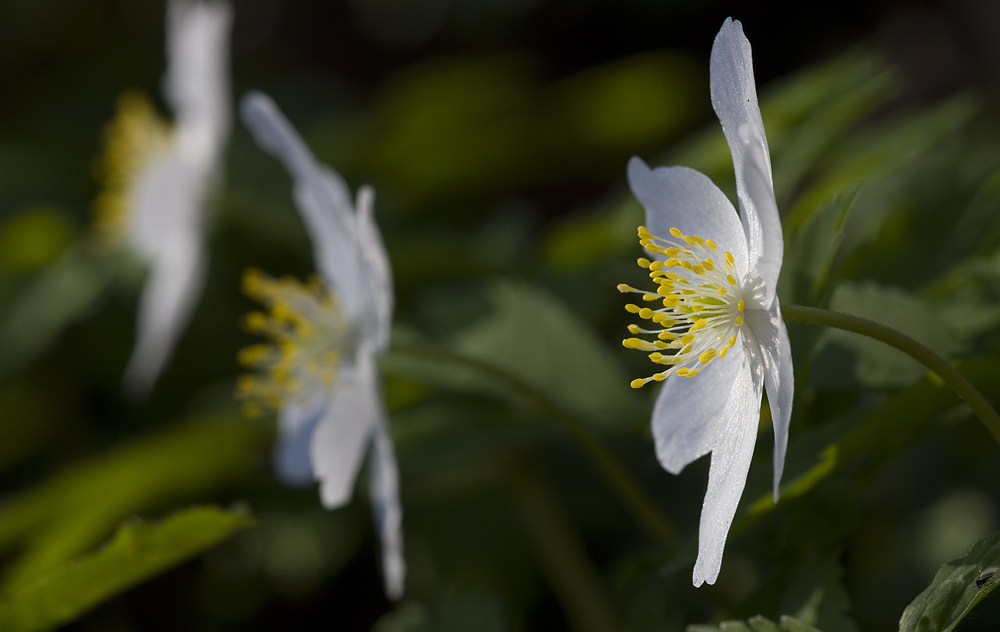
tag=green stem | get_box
[780,303,1000,445]
[389,344,677,546]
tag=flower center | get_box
[618,225,745,388]
[237,268,349,416]
[92,91,171,245]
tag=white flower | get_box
[237,91,404,600]
[108,0,233,398]
[619,18,793,587]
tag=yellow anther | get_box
[650,352,663,361]
[691,319,707,331]
[727,274,737,285]
[706,239,717,250]
[676,367,689,377]
[729,335,737,347]
[630,378,647,389]
[665,259,678,268]
[725,251,735,266]
[652,373,667,381]
[692,265,705,275]
[669,227,682,238]
[649,260,664,271]
[639,307,653,319]
[637,258,651,268]
[735,316,743,326]
[717,287,727,296]
[681,345,693,354]
[657,285,672,296]
[662,296,679,308]
[692,235,705,246]
[719,346,728,358]
[687,368,700,377]
[664,247,680,256]
[654,340,668,349]
[681,261,693,270]
[738,300,745,312]
[658,331,675,340]
[702,259,715,271]
[625,304,640,313]
[680,334,695,345]
[683,235,697,246]
[638,226,652,238]
[699,349,717,364]
[628,324,641,334]
[652,313,669,323]
[617,283,631,293]
[642,293,659,302]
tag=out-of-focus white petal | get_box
[123,156,207,399]
[651,339,744,474]
[691,356,763,587]
[355,185,394,352]
[239,92,370,324]
[369,416,406,600]
[273,400,326,485]
[311,356,379,508]
[164,0,232,163]
[627,157,749,277]
[710,18,782,302]
[744,300,794,502]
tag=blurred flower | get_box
[95,0,233,398]
[619,18,793,587]
[237,91,404,600]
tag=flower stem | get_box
[780,302,1000,445]
[388,343,677,546]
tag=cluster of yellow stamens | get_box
[619,225,745,389]
[237,268,348,416]
[92,91,171,245]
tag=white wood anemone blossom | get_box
[619,18,794,587]
[237,91,404,600]
[97,0,233,398]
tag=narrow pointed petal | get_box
[310,357,379,508]
[652,340,745,474]
[164,0,232,154]
[273,401,326,485]
[239,92,369,323]
[627,157,749,276]
[354,185,394,352]
[369,416,406,600]
[743,301,794,501]
[123,157,207,399]
[692,358,764,587]
[709,18,782,303]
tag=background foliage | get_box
[2,0,1000,630]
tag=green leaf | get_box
[899,530,1000,632]
[374,594,509,632]
[779,184,861,305]
[0,505,252,632]
[779,553,859,632]
[816,281,963,388]
[0,415,270,593]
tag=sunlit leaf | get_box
[0,505,252,632]
[0,415,270,594]
[899,530,1000,632]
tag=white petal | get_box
[692,357,764,587]
[743,301,794,502]
[310,357,379,508]
[355,185,394,352]
[369,416,406,600]
[123,156,207,399]
[239,92,369,323]
[709,18,782,304]
[273,400,326,485]
[627,157,749,277]
[164,0,232,163]
[651,339,745,474]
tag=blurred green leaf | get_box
[899,530,1000,632]
[374,594,509,632]
[813,281,963,388]
[0,505,252,632]
[688,615,824,632]
[542,198,643,270]
[779,184,861,305]
[0,207,74,273]
[0,415,270,594]
[0,245,118,377]
[778,553,859,632]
